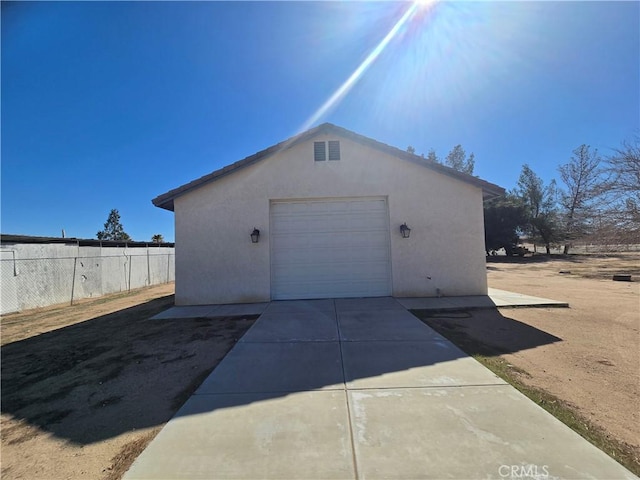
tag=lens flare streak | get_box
[298,2,422,133]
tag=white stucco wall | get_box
[174,133,488,305]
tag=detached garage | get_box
[153,123,504,306]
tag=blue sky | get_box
[2,1,638,243]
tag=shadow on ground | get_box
[411,308,562,357]
[1,299,560,446]
[486,254,583,265]
[486,252,638,265]
[1,295,257,445]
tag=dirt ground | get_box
[422,253,639,470]
[1,283,257,480]
[1,255,639,479]
[488,254,639,452]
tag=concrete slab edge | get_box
[405,303,569,313]
[494,302,570,309]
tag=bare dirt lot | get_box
[1,283,257,480]
[489,254,639,450]
[1,255,638,479]
[418,253,640,473]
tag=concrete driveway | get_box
[125,297,635,479]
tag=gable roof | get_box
[152,123,505,211]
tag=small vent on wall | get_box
[314,142,326,162]
[314,141,341,162]
[328,141,341,161]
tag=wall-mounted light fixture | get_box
[250,228,260,243]
[400,223,411,239]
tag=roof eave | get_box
[153,197,175,211]
[481,186,506,201]
[151,123,333,212]
[151,122,505,210]
[329,125,505,200]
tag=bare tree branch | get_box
[558,144,603,253]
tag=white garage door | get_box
[270,197,392,300]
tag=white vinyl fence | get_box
[1,243,174,315]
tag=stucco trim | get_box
[152,123,505,211]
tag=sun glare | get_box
[297,1,428,134]
[414,0,437,11]
[292,0,533,140]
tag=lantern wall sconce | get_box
[400,223,411,239]
[250,228,260,243]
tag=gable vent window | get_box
[314,141,326,162]
[328,141,341,161]
[314,141,341,162]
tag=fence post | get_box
[70,256,78,306]
[128,255,132,292]
[147,245,151,286]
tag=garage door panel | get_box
[270,198,392,300]
[274,234,387,251]
[272,261,389,277]
[274,238,388,261]
[273,280,391,300]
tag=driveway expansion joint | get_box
[126,296,632,480]
[345,383,510,392]
[334,299,361,480]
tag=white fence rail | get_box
[1,244,174,315]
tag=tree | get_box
[483,194,528,255]
[601,136,640,242]
[406,145,416,155]
[152,234,165,243]
[97,209,131,241]
[558,145,603,253]
[515,164,560,254]
[445,144,475,175]
[425,149,438,164]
